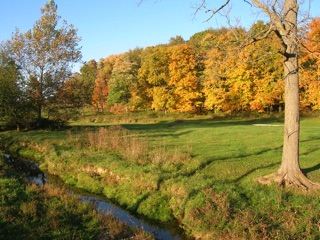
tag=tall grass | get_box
[83,125,192,167]
[86,126,148,163]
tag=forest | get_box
[68,18,320,116]
[1,11,320,130]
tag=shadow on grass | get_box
[71,117,283,141]
[233,162,281,183]
[302,163,320,176]
[179,145,283,180]
[300,137,320,157]
[67,117,285,148]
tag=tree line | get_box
[70,19,320,115]
[0,0,319,130]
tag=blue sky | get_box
[1,0,319,71]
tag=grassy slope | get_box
[1,115,320,239]
[0,153,154,240]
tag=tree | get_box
[202,27,246,113]
[57,60,98,114]
[300,18,320,110]
[138,46,172,111]
[107,54,135,112]
[168,35,185,46]
[0,45,31,130]
[200,0,319,189]
[77,60,98,106]
[92,57,115,112]
[235,22,284,113]
[120,47,143,111]
[247,23,284,113]
[168,44,200,112]
[8,0,81,125]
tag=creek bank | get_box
[3,153,190,240]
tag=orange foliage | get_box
[82,20,320,114]
[92,55,118,111]
[300,18,320,110]
[203,25,284,113]
[168,44,200,112]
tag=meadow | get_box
[1,113,320,239]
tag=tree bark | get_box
[258,0,319,190]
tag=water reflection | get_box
[81,196,181,240]
[3,154,187,240]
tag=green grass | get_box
[0,153,154,240]
[1,114,320,239]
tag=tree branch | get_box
[205,0,231,20]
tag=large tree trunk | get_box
[258,53,319,189]
[258,0,319,190]
[264,51,315,188]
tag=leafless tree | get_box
[195,0,319,190]
[139,0,319,189]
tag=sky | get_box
[1,0,320,72]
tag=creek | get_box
[3,153,191,240]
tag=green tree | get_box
[8,0,81,125]
[124,48,144,110]
[59,60,98,112]
[78,60,98,106]
[168,35,185,46]
[0,45,34,130]
[107,52,138,112]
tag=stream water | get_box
[3,154,190,240]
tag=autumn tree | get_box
[53,60,97,119]
[92,56,116,112]
[202,22,283,114]
[241,22,284,113]
[8,0,81,125]
[199,0,319,189]
[247,23,284,113]
[300,18,320,110]
[202,27,245,113]
[138,46,172,111]
[51,75,83,121]
[168,44,200,112]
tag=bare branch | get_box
[204,0,231,22]
[251,0,286,35]
[243,0,253,7]
[205,0,231,15]
[193,0,206,18]
[244,23,276,48]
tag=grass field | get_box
[1,114,320,239]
